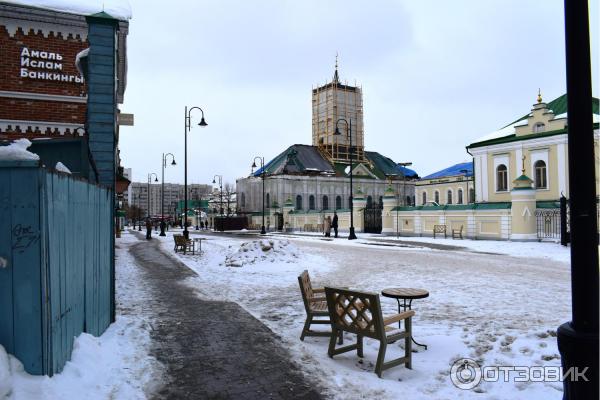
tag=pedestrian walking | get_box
[332,211,339,238]
[146,219,152,240]
[324,215,332,237]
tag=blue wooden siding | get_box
[0,162,112,376]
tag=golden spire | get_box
[522,155,526,175]
[537,88,542,103]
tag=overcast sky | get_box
[120,0,599,186]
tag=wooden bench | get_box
[324,287,414,378]
[433,224,447,239]
[173,234,195,254]
[452,225,463,239]
[298,270,342,344]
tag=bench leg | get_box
[375,341,387,378]
[328,328,339,357]
[405,317,412,369]
[357,334,364,358]
[300,315,312,341]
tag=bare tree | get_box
[223,182,235,216]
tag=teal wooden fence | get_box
[0,161,113,376]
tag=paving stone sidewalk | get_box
[129,235,323,399]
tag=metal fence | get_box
[0,161,113,376]
[536,208,562,239]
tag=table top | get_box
[381,288,429,300]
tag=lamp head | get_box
[171,159,177,166]
[154,177,158,182]
[198,117,207,127]
[251,161,257,169]
[212,178,216,184]
[334,127,341,135]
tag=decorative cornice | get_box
[0,119,84,136]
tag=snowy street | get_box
[154,229,570,399]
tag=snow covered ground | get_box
[154,229,571,400]
[0,231,163,399]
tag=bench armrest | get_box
[383,310,415,325]
[313,287,325,293]
[309,296,326,303]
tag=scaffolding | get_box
[312,71,365,164]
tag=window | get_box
[366,195,373,208]
[457,189,463,204]
[496,164,508,191]
[296,195,302,210]
[533,122,546,133]
[469,188,475,203]
[405,196,411,206]
[266,193,270,208]
[422,191,427,205]
[447,190,453,205]
[335,195,342,210]
[309,195,315,210]
[535,160,547,189]
[322,195,329,210]
[434,191,440,204]
[241,193,246,208]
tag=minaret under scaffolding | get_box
[312,57,365,163]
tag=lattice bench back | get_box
[324,287,385,341]
[298,270,317,312]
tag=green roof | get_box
[504,94,599,127]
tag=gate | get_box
[275,213,284,231]
[364,206,382,234]
[536,208,561,239]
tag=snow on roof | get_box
[0,138,40,161]
[3,0,132,21]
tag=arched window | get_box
[469,188,475,203]
[434,191,440,204]
[405,196,411,206]
[266,193,270,208]
[322,195,329,210]
[309,195,315,210]
[296,195,302,210]
[457,189,463,204]
[535,160,547,189]
[533,122,546,133]
[241,193,246,208]
[366,195,373,208]
[422,191,427,205]
[496,164,508,191]
[335,195,342,210]
[447,190,453,205]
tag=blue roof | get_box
[396,164,418,178]
[421,162,473,180]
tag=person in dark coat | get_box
[332,211,339,238]
[146,219,152,240]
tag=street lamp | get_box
[160,153,176,236]
[460,168,471,204]
[251,157,266,235]
[147,173,158,219]
[334,118,357,240]
[212,175,223,231]
[136,193,142,231]
[183,106,207,239]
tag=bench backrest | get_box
[433,225,446,233]
[324,287,385,340]
[174,235,187,245]
[298,270,318,312]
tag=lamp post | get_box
[136,193,142,231]
[251,157,266,235]
[334,118,357,240]
[460,168,470,204]
[183,106,207,239]
[212,175,223,231]
[160,153,176,236]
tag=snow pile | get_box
[4,0,132,21]
[0,138,39,161]
[0,345,11,398]
[55,162,71,174]
[225,239,299,267]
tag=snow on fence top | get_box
[0,138,40,161]
[3,0,132,21]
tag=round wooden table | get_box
[381,288,429,349]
